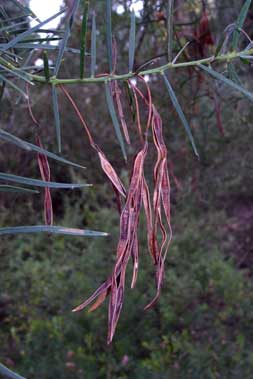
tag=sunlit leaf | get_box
[0,172,91,189]
[0,225,108,237]
[0,363,26,379]
[0,43,80,53]
[0,185,38,193]
[21,37,62,43]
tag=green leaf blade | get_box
[0,185,39,193]
[232,0,252,50]
[0,225,108,237]
[0,172,91,189]
[0,73,27,99]
[54,1,80,76]
[90,13,96,77]
[3,8,66,51]
[129,11,136,72]
[0,363,26,379]
[162,73,199,157]
[52,85,61,153]
[106,0,113,73]
[43,51,50,81]
[0,128,85,169]
[105,81,127,161]
[0,63,33,86]
[80,0,89,79]
[198,63,253,102]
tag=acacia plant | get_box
[1,0,253,375]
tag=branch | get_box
[2,49,253,86]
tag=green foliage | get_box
[1,183,253,378]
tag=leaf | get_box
[0,363,26,379]
[113,81,130,144]
[0,14,31,24]
[0,20,28,33]
[228,62,242,85]
[0,129,30,150]
[8,0,37,19]
[0,225,108,237]
[3,8,66,51]
[0,172,91,189]
[198,63,253,102]
[105,81,127,161]
[239,53,253,61]
[0,80,5,101]
[90,13,96,77]
[52,85,61,153]
[106,0,113,73]
[167,0,174,62]
[0,43,80,54]
[15,37,62,43]
[0,185,39,193]
[43,51,50,81]
[162,73,199,157]
[0,128,85,169]
[214,24,235,57]
[129,11,136,72]
[0,63,33,86]
[232,0,251,50]
[0,72,27,98]
[36,137,53,225]
[54,1,80,76]
[80,0,89,79]
[128,81,143,142]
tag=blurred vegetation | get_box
[1,0,253,378]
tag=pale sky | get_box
[30,0,64,28]
[30,0,144,27]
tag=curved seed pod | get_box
[26,86,53,226]
[36,137,53,226]
[145,109,172,310]
[98,150,126,198]
[130,230,139,289]
[128,82,143,142]
[70,80,172,343]
[60,85,126,199]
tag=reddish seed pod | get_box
[70,81,172,343]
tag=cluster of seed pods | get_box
[27,73,172,343]
[59,77,172,343]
